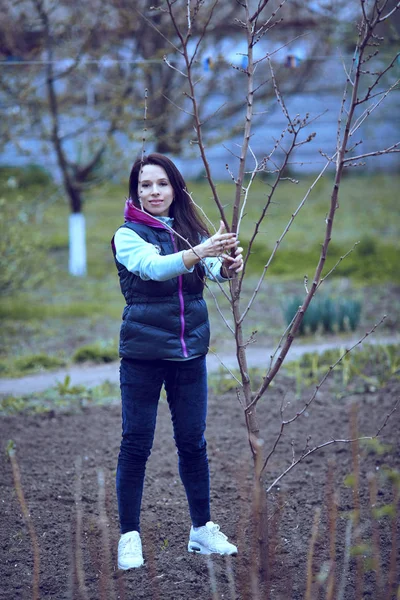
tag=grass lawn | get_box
[0,172,399,373]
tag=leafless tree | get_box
[120,0,349,154]
[159,0,399,481]
[0,0,145,274]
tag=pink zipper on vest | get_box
[170,233,188,358]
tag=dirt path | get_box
[1,333,398,397]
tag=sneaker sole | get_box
[118,559,144,570]
[187,542,237,556]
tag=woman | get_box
[112,153,243,570]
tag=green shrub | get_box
[0,352,67,378]
[0,196,56,295]
[336,298,362,332]
[14,353,67,372]
[72,342,118,364]
[245,239,399,283]
[357,235,377,256]
[0,300,121,320]
[0,165,53,188]
[283,294,362,335]
[0,361,11,376]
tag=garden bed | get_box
[1,370,398,599]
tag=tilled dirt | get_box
[0,375,399,600]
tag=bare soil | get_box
[0,374,399,600]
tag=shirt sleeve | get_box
[114,227,194,281]
[202,256,231,282]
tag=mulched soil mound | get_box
[0,375,399,600]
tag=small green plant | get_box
[161,538,169,551]
[54,375,86,396]
[0,377,120,415]
[360,438,393,456]
[72,342,118,364]
[0,396,27,414]
[343,344,400,390]
[286,343,400,396]
[208,367,266,394]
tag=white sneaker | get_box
[118,531,144,570]
[188,521,238,555]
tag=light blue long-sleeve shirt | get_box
[114,216,229,283]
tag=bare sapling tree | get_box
[158,0,399,477]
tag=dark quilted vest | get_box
[113,222,210,360]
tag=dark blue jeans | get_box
[117,355,210,534]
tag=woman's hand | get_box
[183,221,241,270]
[221,246,244,275]
[195,221,238,259]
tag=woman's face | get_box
[137,164,174,217]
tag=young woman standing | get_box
[112,153,243,570]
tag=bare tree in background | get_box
[115,0,345,154]
[0,0,141,275]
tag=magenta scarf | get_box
[123,198,168,230]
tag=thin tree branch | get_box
[342,143,400,162]
[317,241,360,288]
[136,8,182,53]
[208,348,243,386]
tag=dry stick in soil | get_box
[223,555,237,600]
[97,469,116,600]
[337,519,353,600]
[250,437,268,600]
[367,473,383,597]
[305,507,321,600]
[7,443,41,600]
[142,523,160,600]
[235,464,254,600]
[73,456,89,600]
[350,404,363,600]
[326,460,338,600]
[206,555,220,600]
[387,485,399,599]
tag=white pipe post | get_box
[69,212,87,276]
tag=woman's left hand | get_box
[221,246,244,275]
